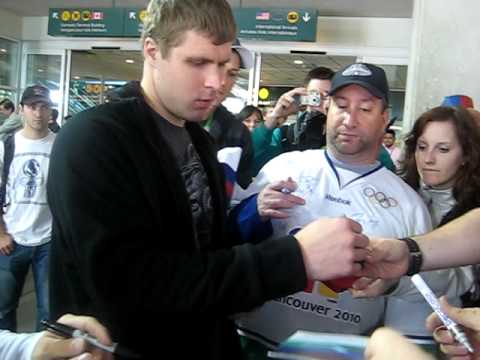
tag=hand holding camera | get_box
[265,88,325,130]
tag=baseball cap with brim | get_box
[232,39,253,70]
[329,63,390,104]
[21,85,53,106]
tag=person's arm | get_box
[0,314,112,360]
[267,87,307,122]
[0,114,22,139]
[229,177,305,243]
[362,208,480,280]
[0,139,14,256]
[0,217,14,256]
[384,202,471,301]
[416,208,480,270]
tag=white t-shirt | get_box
[0,330,43,360]
[234,149,471,344]
[0,131,56,246]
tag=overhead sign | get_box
[49,7,317,41]
[123,8,147,37]
[233,8,318,42]
[49,8,126,37]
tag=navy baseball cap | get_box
[329,63,389,104]
[21,85,52,106]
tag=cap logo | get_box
[33,88,46,96]
[342,63,372,77]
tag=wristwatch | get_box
[399,237,423,276]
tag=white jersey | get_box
[235,149,471,344]
[0,330,43,360]
[1,131,56,246]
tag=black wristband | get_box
[399,237,423,276]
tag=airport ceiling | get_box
[1,0,412,89]
[1,0,413,18]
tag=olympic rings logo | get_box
[363,187,398,208]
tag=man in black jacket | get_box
[47,1,369,359]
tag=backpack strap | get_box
[0,133,15,211]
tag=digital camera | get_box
[294,91,322,107]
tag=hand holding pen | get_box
[411,274,480,359]
[41,316,140,359]
[426,296,479,358]
[35,314,114,360]
[257,177,305,220]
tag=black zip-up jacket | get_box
[47,97,306,359]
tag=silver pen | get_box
[411,274,474,353]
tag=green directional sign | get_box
[48,7,317,41]
[123,8,147,37]
[48,8,125,37]
[233,8,318,42]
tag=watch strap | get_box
[399,237,423,276]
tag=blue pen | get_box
[41,319,141,358]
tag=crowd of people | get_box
[1,0,480,360]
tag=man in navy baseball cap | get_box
[329,62,389,105]
[20,85,53,106]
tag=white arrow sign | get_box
[303,12,311,22]
[129,12,136,20]
[52,12,59,19]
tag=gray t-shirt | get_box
[152,112,213,248]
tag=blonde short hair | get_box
[141,0,236,57]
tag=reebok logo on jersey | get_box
[325,194,351,206]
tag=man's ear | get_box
[382,107,390,129]
[143,37,161,66]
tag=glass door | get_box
[67,49,142,116]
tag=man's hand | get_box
[365,327,434,360]
[0,232,14,256]
[350,277,399,298]
[33,314,114,360]
[294,217,369,281]
[264,88,308,129]
[426,297,480,358]
[257,177,305,219]
[358,238,409,279]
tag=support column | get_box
[403,0,480,131]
